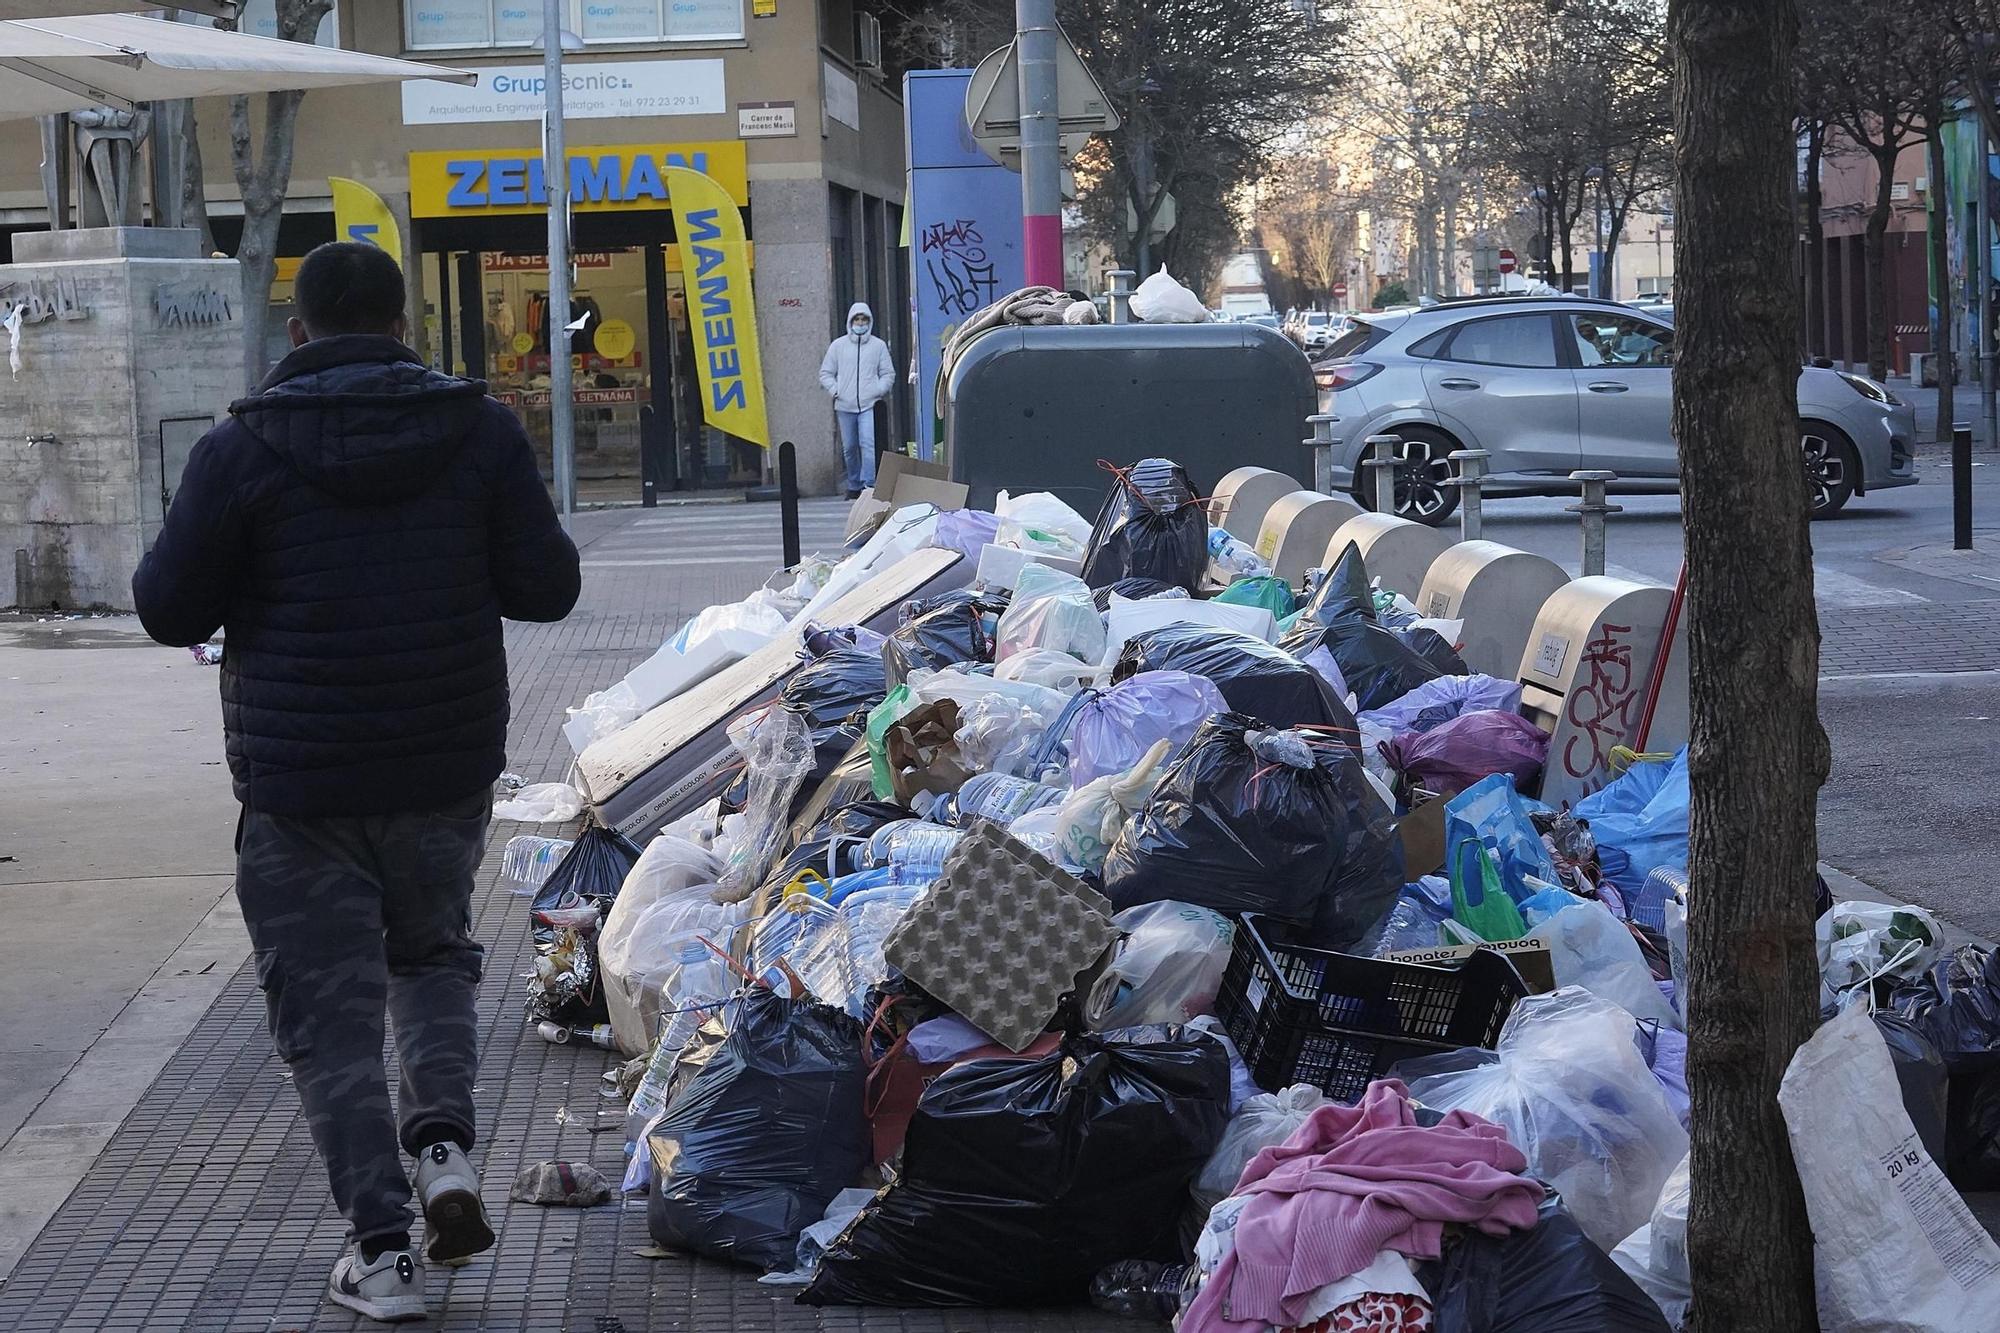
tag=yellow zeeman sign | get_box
[664,166,769,448]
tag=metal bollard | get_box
[779,440,801,568]
[1364,434,1401,514]
[1449,448,1489,542]
[1954,422,1974,551]
[1107,269,1136,325]
[1305,413,1338,494]
[1566,469,1622,577]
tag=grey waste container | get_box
[942,322,1318,511]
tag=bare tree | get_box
[1672,0,1828,1327]
[231,0,334,389]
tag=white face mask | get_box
[850,320,870,338]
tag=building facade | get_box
[0,0,911,497]
[1807,137,1931,376]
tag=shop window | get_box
[405,0,743,49]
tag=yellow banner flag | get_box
[329,177,402,266]
[662,165,770,448]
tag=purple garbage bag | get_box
[1067,670,1229,786]
[1381,709,1549,794]
[933,510,1002,561]
[1360,673,1524,736]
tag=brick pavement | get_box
[1818,598,2000,676]
[0,502,1133,1333]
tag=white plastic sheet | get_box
[492,781,583,822]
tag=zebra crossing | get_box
[580,498,855,571]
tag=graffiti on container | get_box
[920,218,997,316]
[1561,621,1641,784]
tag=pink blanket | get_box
[1180,1079,1543,1332]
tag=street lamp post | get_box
[542,0,575,530]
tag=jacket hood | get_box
[847,302,874,325]
[231,335,490,502]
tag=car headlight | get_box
[1836,371,1901,406]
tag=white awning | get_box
[0,12,471,119]
[0,4,238,17]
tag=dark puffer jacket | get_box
[133,335,581,816]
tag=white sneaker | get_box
[414,1141,496,1267]
[328,1247,426,1323]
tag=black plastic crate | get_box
[1216,913,1529,1101]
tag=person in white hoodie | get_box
[817,302,896,498]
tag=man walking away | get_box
[132,242,581,1323]
[817,301,896,498]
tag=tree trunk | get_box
[1442,187,1460,296]
[1804,122,1826,358]
[1929,123,1954,438]
[1672,0,1828,1326]
[1863,144,1898,381]
[178,101,217,256]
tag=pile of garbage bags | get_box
[488,456,1992,1333]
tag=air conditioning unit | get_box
[857,13,884,71]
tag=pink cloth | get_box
[1180,1079,1543,1333]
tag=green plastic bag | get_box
[1213,574,1297,620]
[865,685,916,800]
[1450,843,1530,942]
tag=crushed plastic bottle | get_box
[863,820,965,876]
[501,835,574,890]
[1089,1260,1194,1320]
[949,772,1065,827]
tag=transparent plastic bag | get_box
[492,781,584,822]
[1186,1084,1327,1224]
[1054,738,1173,876]
[953,692,1054,777]
[1611,1153,1690,1329]
[1408,987,1689,1251]
[1819,900,1945,992]
[994,490,1093,556]
[716,708,816,903]
[994,563,1107,663]
[994,648,1104,694]
[1536,901,1682,1030]
[1087,901,1236,1030]
[565,680,643,747]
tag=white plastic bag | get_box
[953,692,1053,777]
[994,648,1104,694]
[1088,900,1236,1030]
[1053,738,1172,875]
[993,490,1093,555]
[563,680,643,751]
[994,562,1106,663]
[1187,1084,1328,1225]
[1101,591,1276,663]
[794,503,941,625]
[1779,1003,2000,1331]
[907,664,1070,720]
[1408,986,1688,1251]
[1818,900,1944,992]
[1536,900,1682,1030]
[1129,266,1208,323]
[1611,1153,1690,1330]
[598,834,729,1054]
[492,781,584,822]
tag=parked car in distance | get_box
[1294,310,1338,353]
[1244,312,1282,329]
[1311,296,1916,524]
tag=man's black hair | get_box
[294,241,406,337]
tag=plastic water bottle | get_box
[1207,527,1270,579]
[501,835,573,890]
[1089,1260,1194,1319]
[952,772,1065,827]
[864,820,964,875]
[653,940,735,1069]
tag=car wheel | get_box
[1355,428,1462,527]
[1802,422,1858,518]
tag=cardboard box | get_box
[1385,937,1558,993]
[1396,795,1448,878]
[845,453,969,541]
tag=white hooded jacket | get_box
[818,302,897,413]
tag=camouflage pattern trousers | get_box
[234,789,490,1248]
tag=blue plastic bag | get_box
[1574,748,1690,899]
[1445,774,1561,921]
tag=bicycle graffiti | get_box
[1561,621,1642,788]
[919,218,998,316]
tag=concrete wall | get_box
[0,233,244,610]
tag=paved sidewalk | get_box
[0,502,1130,1332]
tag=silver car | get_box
[1312,296,1918,523]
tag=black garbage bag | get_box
[530,823,643,940]
[801,1027,1230,1307]
[1400,625,1471,676]
[1091,576,1180,612]
[1080,457,1209,592]
[1413,1195,1671,1333]
[882,591,1009,688]
[1113,624,1358,741]
[1101,713,1403,950]
[1892,944,2000,1188]
[1281,615,1449,712]
[781,645,888,730]
[1876,1010,1950,1162]
[1299,540,1377,626]
[646,989,869,1271]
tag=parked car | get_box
[1311,296,1917,523]
[1244,312,1282,330]
[1293,310,1338,353]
